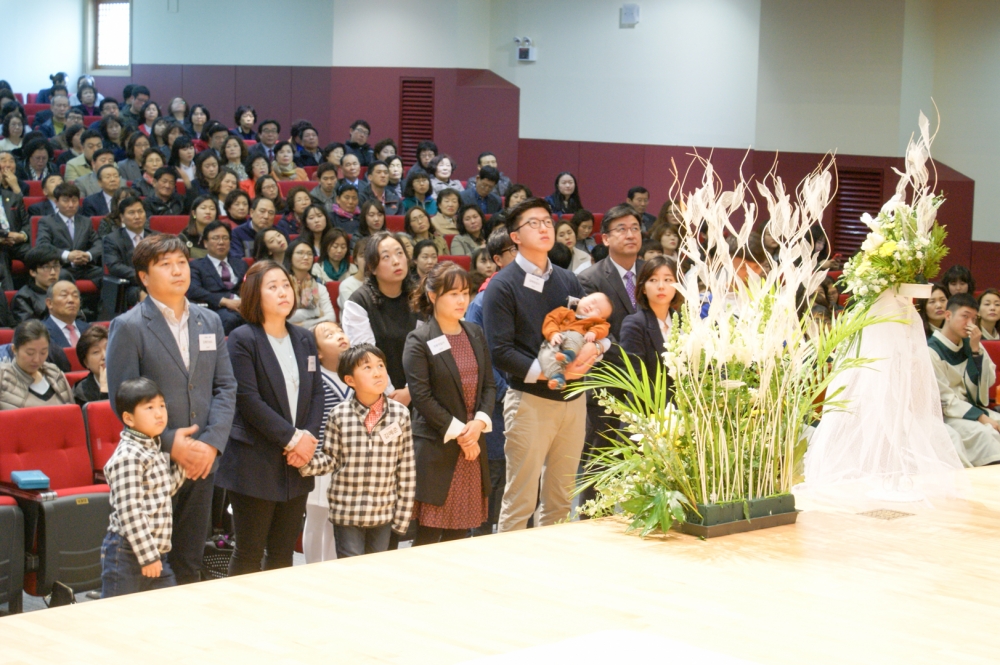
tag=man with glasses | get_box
[104,195,157,310]
[482,198,609,532]
[248,120,281,163]
[188,221,247,334]
[344,120,374,166]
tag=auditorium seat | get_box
[63,347,85,372]
[593,233,604,245]
[26,93,36,103]
[83,115,101,126]
[13,92,23,103]
[176,181,186,195]
[4,291,14,306]
[277,181,308,196]
[83,401,121,483]
[243,257,254,268]
[11,260,24,276]
[23,196,44,208]
[23,103,47,115]
[440,255,471,270]
[91,216,104,232]
[59,164,65,176]
[0,495,24,613]
[26,181,43,196]
[304,166,318,179]
[30,217,40,245]
[149,215,189,235]
[0,329,13,344]
[325,281,340,321]
[0,405,111,597]
[444,234,455,248]
[65,371,89,388]
[982,341,1000,404]
[386,215,404,233]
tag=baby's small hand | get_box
[584,331,596,343]
[550,332,563,346]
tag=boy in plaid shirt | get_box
[298,343,415,558]
[101,377,187,597]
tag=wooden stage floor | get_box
[4,467,1000,664]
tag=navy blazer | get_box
[619,308,668,385]
[80,191,111,217]
[188,255,247,309]
[44,316,90,349]
[216,323,325,502]
[459,187,502,214]
[27,199,57,218]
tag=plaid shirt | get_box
[105,428,186,566]
[300,395,415,534]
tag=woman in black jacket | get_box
[216,260,325,575]
[403,261,495,545]
[619,255,681,383]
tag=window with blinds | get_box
[832,168,884,256]
[399,78,435,169]
[94,0,131,69]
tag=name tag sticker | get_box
[199,334,216,351]
[427,335,451,355]
[308,355,316,372]
[380,422,402,444]
[524,273,545,292]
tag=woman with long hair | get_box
[312,228,355,284]
[179,195,220,260]
[405,206,448,255]
[286,241,337,330]
[544,171,582,214]
[168,135,197,187]
[619,255,682,382]
[449,204,487,256]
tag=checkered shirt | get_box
[105,427,186,566]
[299,395,415,534]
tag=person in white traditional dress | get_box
[928,293,1000,467]
[302,322,353,563]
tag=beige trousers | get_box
[498,389,587,532]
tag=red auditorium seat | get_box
[592,233,604,245]
[149,215,189,235]
[982,341,1000,405]
[65,371,89,387]
[0,494,24,613]
[11,260,24,276]
[23,196,44,208]
[386,215,404,233]
[827,270,843,280]
[13,92,23,103]
[91,216,104,232]
[244,257,254,268]
[83,401,122,481]
[27,181,43,196]
[63,347,85,372]
[59,164,65,176]
[27,93,36,103]
[0,405,111,597]
[92,321,111,329]
[304,166,318,180]
[277,180,309,196]
[83,115,101,126]
[4,291,13,306]
[0,329,13,344]
[176,181,186,195]
[30,217,40,245]
[24,103,47,115]
[440,255,471,270]
[325,281,340,321]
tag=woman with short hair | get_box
[0,320,73,410]
[73,325,109,405]
[271,141,308,182]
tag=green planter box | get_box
[677,493,798,538]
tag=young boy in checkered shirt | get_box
[101,377,187,597]
[297,343,415,558]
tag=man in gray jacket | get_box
[107,234,237,584]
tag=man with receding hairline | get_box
[43,280,89,348]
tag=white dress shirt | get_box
[149,296,191,369]
[54,317,79,344]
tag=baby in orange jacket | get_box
[539,292,613,390]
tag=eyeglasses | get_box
[609,225,642,236]
[515,217,554,231]
[501,246,518,256]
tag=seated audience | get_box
[202,122,231,160]
[231,105,258,141]
[118,132,151,183]
[401,170,437,215]
[460,166,502,214]
[294,124,323,167]
[627,186,656,230]
[0,161,30,291]
[271,141,308,181]
[641,239,662,261]
[54,124,86,166]
[620,255,680,382]
[254,174,286,213]
[356,200,387,240]
[27,173,62,217]
[548,241,572,270]
[928,293,1000,466]
[180,196,221,260]
[287,241,337,329]
[312,228,355,284]
[359,160,400,214]
[432,188,461,235]
[81,164,122,216]
[143,167,186,216]
[42,279,88,346]
[168,136,197,187]
[35,73,68,105]
[385,155,404,200]
[247,119,280,163]
[339,153,363,188]
[648,219,682,263]
[337,238,367,311]
[411,240,439,282]
[221,135,249,181]
[231,196,277,262]
[428,155,463,195]
[310,162,340,214]
[185,103,210,139]
[0,150,26,196]
[104,195,156,307]
[0,320,73,410]
[0,113,25,152]
[545,172,582,214]
[471,247,497,284]
[188,221,247,335]
[72,324,108,405]
[132,148,166,199]
[97,187,142,237]
[224,189,251,226]
[98,116,127,161]
[187,150,220,201]
[136,101,161,137]
[465,152,512,198]
[211,169,240,216]
[73,148,117,198]
[450,204,488,256]
[331,183,361,234]
[407,140,438,179]
[299,205,332,257]
[373,139,396,162]
[37,182,103,283]
[65,130,105,181]
[321,142,346,173]
[554,219,593,273]
[252,228,288,264]
[405,206,448,255]
[118,85,150,129]
[344,120,374,166]
[16,139,58,181]
[504,184,531,211]
[979,289,1000,341]
[277,186,313,236]
[942,265,975,298]
[919,283,949,338]
[297,343,415,557]
[37,95,72,139]
[167,97,188,124]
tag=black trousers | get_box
[413,526,467,546]
[168,473,216,584]
[227,491,307,576]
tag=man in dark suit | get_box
[0,171,31,290]
[107,234,237,585]
[577,203,644,511]
[43,280,89,348]
[103,194,157,308]
[247,119,281,164]
[80,164,121,217]
[35,182,104,284]
[187,221,246,334]
[459,166,503,215]
[26,173,62,218]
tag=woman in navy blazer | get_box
[619,255,681,385]
[216,260,325,575]
[402,262,495,546]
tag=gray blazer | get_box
[106,297,237,458]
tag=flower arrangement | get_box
[841,112,949,305]
[573,156,883,536]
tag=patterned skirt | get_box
[414,456,488,530]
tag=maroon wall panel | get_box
[446,70,520,182]
[290,68,332,143]
[578,142,645,214]
[181,66,235,125]
[517,139,581,201]
[328,68,402,151]
[971,242,1000,289]
[235,67,291,138]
